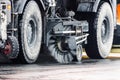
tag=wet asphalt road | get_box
[0,53,120,80]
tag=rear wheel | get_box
[85,2,114,59]
[18,1,42,63]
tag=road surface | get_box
[0,53,120,80]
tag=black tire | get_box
[85,2,114,59]
[18,1,42,63]
[4,36,19,59]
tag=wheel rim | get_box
[4,42,12,55]
[26,18,37,47]
[101,17,110,44]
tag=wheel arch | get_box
[93,0,116,26]
[77,0,116,27]
[93,0,112,12]
[14,0,45,14]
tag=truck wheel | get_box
[18,1,42,63]
[4,36,19,59]
[85,2,114,59]
[48,36,76,63]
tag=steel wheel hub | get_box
[101,18,109,43]
[26,18,37,47]
[4,42,12,55]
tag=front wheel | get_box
[18,1,42,63]
[85,2,114,59]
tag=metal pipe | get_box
[75,34,89,40]
[76,37,87,44]
[54,30,82,34]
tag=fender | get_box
[14,0,45,14]
[93,0,115,12]
[92,0,101,12]
[77,0,115,12]
[93,0,116,26]
[77,0,116,26]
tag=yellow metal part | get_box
[111,48,120,53]
[117,4,120,25]
[7,4,11,10]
